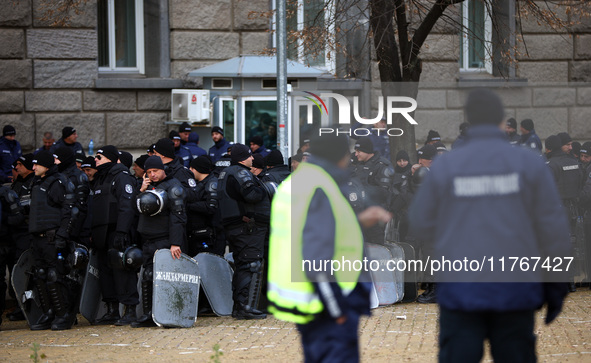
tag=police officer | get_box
[452,122,470,149]
[0,184,25,328]
[153,138,198,201]
[556,132,575,159]
[133,156,187,328]
[217,143,268,319]
[409,89,571,362]
[81,156,98,182]
[6,154,35,321]
[187,156,221,256]
[505,118,520,145]
[393,150,411,192]
[34,132,55,155]
[50,126,86,160]
[350,137,394,244]
[170,130,193,168]
[0,125,22,183]
[91,146,139,325]
[545,135,583,291]
[268,133,391,362]
[520,119,543,154]
[132,154,149,186]
[261,149,290,184]
[178,122,192,146]
[186,132,207,159]
[153,138,198,252]
[579,142,591,286]
[249,135,271,158]
[251,154,266,178]
[54,147,90,242]
[28,150,77,330]
[209,126,232,163]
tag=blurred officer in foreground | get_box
[409,89,571,362]
[91,146,139,326]
[268,134,390,362]
[133,156,186,328]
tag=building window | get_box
[274,0,335,73]
[98,0,144,74]
[460,0,492,73]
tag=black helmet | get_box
[108,245,143,271]
[412,166,430,185]
[135,189,168,216]
[68,244,89,270]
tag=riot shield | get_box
[79,249,102,324]
[195,253,233,316]
[366,242,404,305]
[152,249,200,328]
[11,249,43,327]
[385,241,417,303]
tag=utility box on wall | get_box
[171,89,211,124]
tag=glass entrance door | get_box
[243,99,278,150]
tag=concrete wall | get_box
[0,0,270,152]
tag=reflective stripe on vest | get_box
[267,162,363,324]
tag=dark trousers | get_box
[94,226,139,305]
[439,307,536,363]
[225,224,266,307]
[297,312,361,363]
[141,238,170,282]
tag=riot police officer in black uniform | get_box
[261,149,290,184]
[133,156,187,328]
[91,146,139,325]
[188,156,221,256]
[350,137,394,244]
[54,147,90,244]
[7,154,35,321]
[545,135,583,291]
[153,138,198,252]
[28,150,76,330]
[0,184,25,328]
[217,144,268,319]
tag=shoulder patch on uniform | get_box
[349,192,358,202]
[530,142,536,149]
[188,178,197,188]
[125,184,133,194]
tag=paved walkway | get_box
[0,290,589,362]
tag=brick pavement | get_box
[0,290,589,362]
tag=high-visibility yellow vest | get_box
[267,162,364,324]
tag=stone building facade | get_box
[0,0,590,153]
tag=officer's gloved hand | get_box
[54,235,68,250]
[113,232,130,251]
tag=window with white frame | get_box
[98,0,145,74]
[459,0,492,73]
[274,0,335,73]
